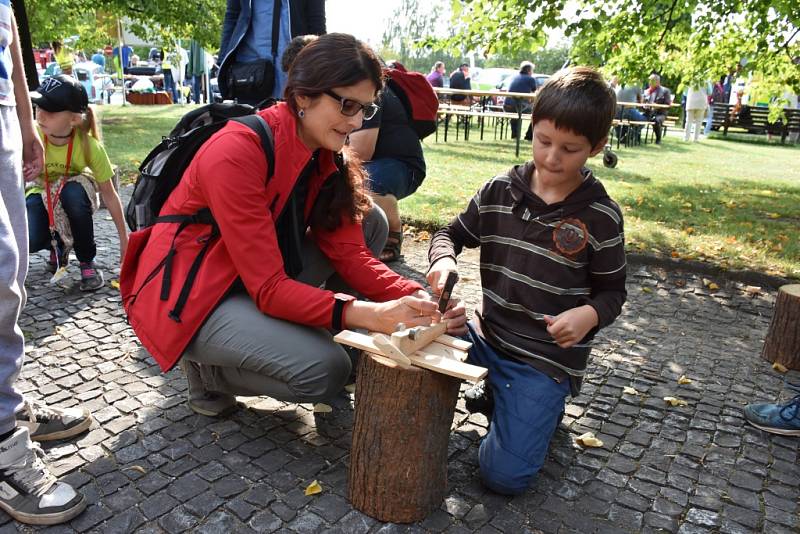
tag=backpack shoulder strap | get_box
[233,114,275,179]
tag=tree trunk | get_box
[349,352,460,523]
[761,284,800,370]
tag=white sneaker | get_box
[0,427,86,525]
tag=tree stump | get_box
[761,284,800,370]
[349,352,461,523]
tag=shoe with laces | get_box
[179,359,237,417]
[46,248,69,274]
[743,394,800,436]
[78,262,104,291]
[15,400,93,442]
[0,427,86,525]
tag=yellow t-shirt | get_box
[28,126,114,196]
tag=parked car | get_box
[471,67,517,92]
[73,61,115,104]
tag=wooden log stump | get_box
[349,352,461,523]
[761,284,800,370]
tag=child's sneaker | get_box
[15,400,93,442]
[46,248,69,274]
[743,394,800,436]
[464,380,494,419]
[78,262,104,291]
[0,427,86,525]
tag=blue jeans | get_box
[0,106,27,433]
[363,158,422,200]
[26,182,96,263]
[191,75,203,104]
[465,321,570,495]
[163,69,178,103]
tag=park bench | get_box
[711,103,800,144]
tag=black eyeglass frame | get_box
[323,89,379,120]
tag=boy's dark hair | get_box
[281,34,318,73]
[531,66,616,148]
[459,63,469,70]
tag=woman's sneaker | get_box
[78,262,104,291]
[46,249,69,274]
[0,427,86,525]
[180,359,237,417]
[15,400,93,442]
[743,394,800,436]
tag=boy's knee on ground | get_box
[478,441,540,495]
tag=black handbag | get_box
[225,0,282,102]
[227,60,276,101]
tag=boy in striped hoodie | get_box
[428,67,626,495]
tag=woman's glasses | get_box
[323,90,379,120]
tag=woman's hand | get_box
[347,295,441,334]
[426,257,458,295]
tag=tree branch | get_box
[657,0,679,47]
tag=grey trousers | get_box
[184,205,389,404]
[0,106,27,434]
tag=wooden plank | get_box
[424,341,468,362]
[372,334,413,369]
[334,330,487,383]
[434,334,472,352]
[391,322,447,356]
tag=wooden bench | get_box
[711,103,800,144]
[435,106,533,156]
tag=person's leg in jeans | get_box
[58,181,103,290]
[364,158,419,263]
[0,105,88,524]
[464,322,570,494]
[180,204,388,415]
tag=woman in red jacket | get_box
[121,33,463,416]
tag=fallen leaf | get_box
[708,283,719,290]
[768,213,780,219]
[671,251,680,258]
[685,227,695,234]
[313,403,333,413]
[641,286,653,293]
[414,230,431,242]
[626,339,637,345]
[110,279,120,289]
[744,286,761,296]
[344,383,356,394]
[122,465,147,474]
[663,396,688,407]
[772,362,788,373]
[576,432,604,448]
[677,375,692,385]
[304,480,323,496]
[623,386,639,395]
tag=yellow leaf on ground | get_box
[576,432,604,448]
[663,396,688,407]
[685,227,695,234]
[642,287,653,293]
[110,279,120,289]
[708,283,719,290]
[768,213,780,219]
[304,480,323,496]
[344,383,356,394]
[626,339,637,345]
[702,278,712,286]
[313,403,333,413]
[772,362,788,373]
[623,387,639,395]
[414,230,431,242]
[677,375,692,385]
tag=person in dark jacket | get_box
[503,61,537,139]
[427,67,626,495]
[449,63,472,105]
[218,0,326,104]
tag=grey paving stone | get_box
[185,490,225,518]
[158,505,200,532]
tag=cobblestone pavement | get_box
[3,195,798,533]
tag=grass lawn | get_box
[98,104,800,279]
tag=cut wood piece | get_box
[334,330,486,382]
[372,334,413,368]
[391,322,447,355]
[761,284,800,371]
[424,341,469,362]
[434,334,472,352]
[349,352,460,522]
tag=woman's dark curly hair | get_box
[284,33,384,231]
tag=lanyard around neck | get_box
[43,132,75,229]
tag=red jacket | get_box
[120,103,422,372]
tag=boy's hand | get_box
[427,257,458,294]
[543,305,599,348]
[442,298,468,337]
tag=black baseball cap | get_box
[31,74,89,113]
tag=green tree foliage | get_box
[27,0,225,50]
[440,0,799,102]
